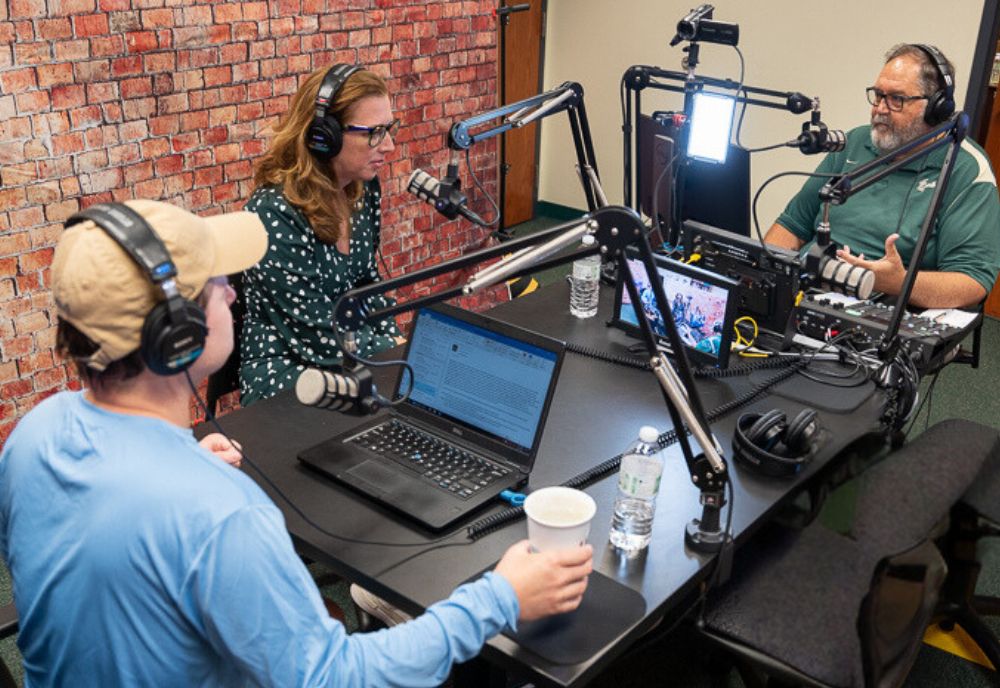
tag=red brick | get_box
[80,168,122,194]
[208,25,230,43]
[123,160,153,184]
[33,366,66,391]
[14,310,48,335]
[68,105,102,129]
[154,154,183,176]
[120,76,152,99]
[233,61,258,83]
[193,166,223,187]
[111,55,142,76]
[157,93,188,114]
[90,35,124,57]
[50,83,85,110]
[163,172,191,196]
[14,41,50,64]
[144,52,175,73]
[203,126,227,145]
[38,157,73,178]
[169,132,198,152]
[45,199,79,223]
[213,143,240,164]
[149,70,170,95]
[213,3,242,22]
[118,120,147,141]
[76,149,108,173]
[18,248,54,272]
[0,378,32,400]
[219,43,246,64]
[86,82,117,103]
[0,188,27,211]
[0,68,37,93]
[233,22,257,42]
[10,207,44,229]
[212,182,239,204]
[0,232,31,256]
[139,137,169,158]
[15,389,59,415]
[25,181,60,204]
[122,96,155,120]
[53,39,89,60]
[179,110,208,132]
[0,116,31,140]
[141,8,173,28]
[14,91,49,114]
[9,0,45,18]
[125,30,157,53]
[148,114,178,136]
[73,13,107,37]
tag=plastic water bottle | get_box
[569,235,600,318]
[609,426,664,554]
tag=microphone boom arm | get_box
[333,204,730,552]
[448,82,604,212]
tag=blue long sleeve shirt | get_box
[0,392,518,687]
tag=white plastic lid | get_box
[581,234,596,246]
[638,426,659,443]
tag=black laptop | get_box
[298,303,566,532]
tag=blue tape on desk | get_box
[493,569,647,665]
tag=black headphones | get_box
[305,63,363,161]
[65,203,207,376]
[732,408,820,478]
[911,43,955,126]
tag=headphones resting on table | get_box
[732,408,820,478]
[305,63,364,160]
[910,43,955,126]
[66,203,207,376]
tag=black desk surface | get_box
[208,282,886,687]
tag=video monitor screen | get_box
[612,250,738,368]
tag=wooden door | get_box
[501,1,544,228]
[982,83,1000,317]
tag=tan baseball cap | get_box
[52,199,267,370]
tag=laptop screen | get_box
[402,307,561,455]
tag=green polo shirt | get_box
[776,124,1000,293]
[240,180,401,406]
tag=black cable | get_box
[750,170,840,259]
[905,369,941,437]
[185,371,466,549]
[464,147,501,229]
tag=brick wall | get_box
[0,0,506,441]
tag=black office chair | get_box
[930,420,1000,670]
[698,418,994,688]
[0,603,19,688]
[205,273,245,418]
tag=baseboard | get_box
[535,200,586,221]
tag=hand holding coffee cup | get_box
[523,486,597,552]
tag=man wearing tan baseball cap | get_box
[0,199,593,686]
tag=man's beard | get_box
[870,113,929,153]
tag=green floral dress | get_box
[240,180,401,405]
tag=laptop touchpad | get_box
[346,460,408,494]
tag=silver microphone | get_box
[816,256,875,299]
[295,367,380,414]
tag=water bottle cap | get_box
[638,426,659,443]
[581,234,596,246]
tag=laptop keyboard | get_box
[349,419,513,500]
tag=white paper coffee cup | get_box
[523,486,597,552]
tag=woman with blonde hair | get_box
[241,63,402,405]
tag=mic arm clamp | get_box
[333,204,730,553]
